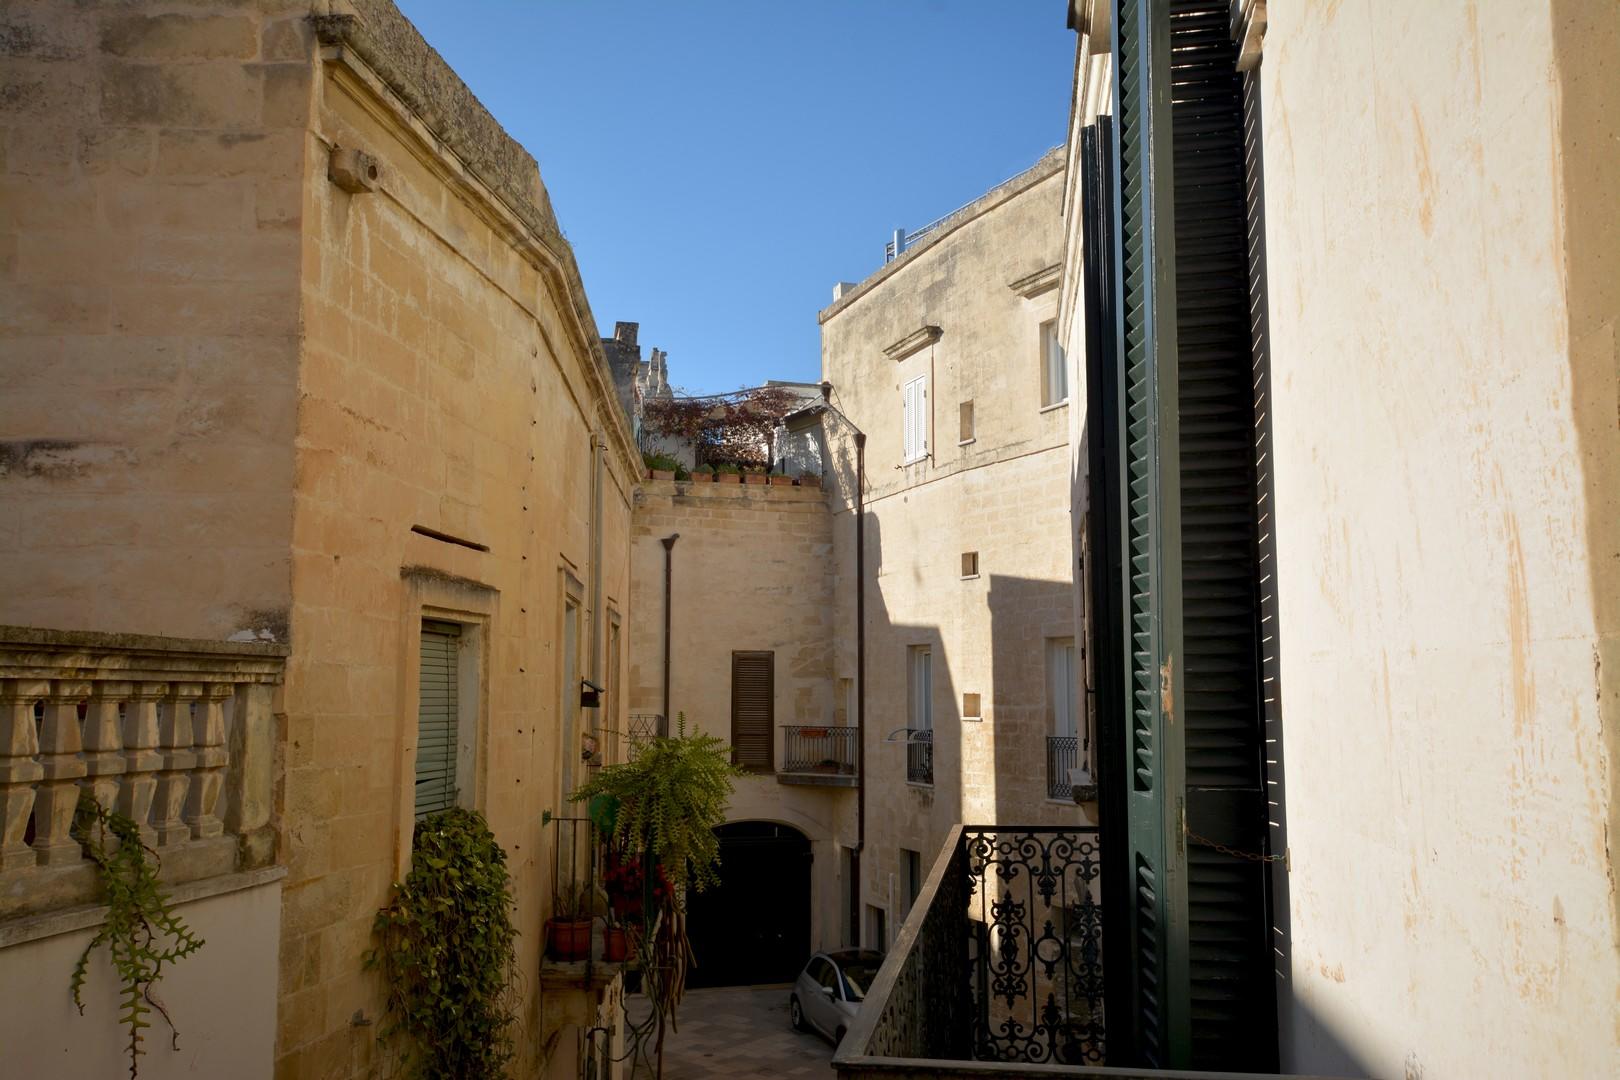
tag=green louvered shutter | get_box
[1107,0,1278,1069]
[416,621,460,817]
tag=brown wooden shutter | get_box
[730,651,774,771]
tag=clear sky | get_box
[395,1,1075,395]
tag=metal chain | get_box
[1185,829,1287,864]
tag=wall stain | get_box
[1410,104,1436,238]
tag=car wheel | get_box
[789,995,807,1032]
[835,1026,847,1047]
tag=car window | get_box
[816,961,841,992]
[805,958,831,985]
[840,959,880,1002]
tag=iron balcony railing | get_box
[627,712,663,759]
[835,825,1104,1077]
[782,724,858,775]
[906,729,933,785]
[1046,735,1079,800]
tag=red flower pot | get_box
[546,917,592,961]
[604,926,628,962]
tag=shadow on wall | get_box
[988,572,1080,826]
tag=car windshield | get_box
[839,960,880,1002]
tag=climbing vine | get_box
[70,794,205,1079]
[365,807,519,1079]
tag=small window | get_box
[865,904,888,951]
[731,651,775,771]
[903,848,923,912]
[902,374,929,463]
[962,692,982,719]
[907,646,932,732]
[1041,319,1068,407]
[840,846,856,946]
[1047,637,1078,737]
[959,400,975,443]
[961,551,979,578]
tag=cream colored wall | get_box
[0,1,311,640]
[273,46,638,1078]
[820,160,1087,950]
[1252,3,1620,1076]
[628,479,846,950]
[0,877,282,1079]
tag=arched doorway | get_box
[685,821,811,988]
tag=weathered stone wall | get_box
[0,1,313,640]
[276,13,639,1078]
[819,156,1086,951]
[1251,4,1620,1076]
[628,478,846,950]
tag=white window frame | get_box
[1047,637,1078,738]
[908,645,933,732]
[1041,319,1068,408]
[902,374,929,463]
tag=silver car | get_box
[789,949,883,1046]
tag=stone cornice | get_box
[1008,264,1062,299]
[310,7,641,482]
[0,625,288,683]
[883,325,944,362]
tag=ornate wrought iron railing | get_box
[836,825,1105,1077]
[626,712,662,759]
[781,724,858,775]
[906,729,933,785]
[1046,735,1079,800]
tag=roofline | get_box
[818,146,1066,325]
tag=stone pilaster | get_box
[0,680,46,872]
[33,680,90,866]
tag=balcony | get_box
[1046,736,1079,800]
[835,824,1103,1077]
[906,729,932,785]
[777,724,858,788]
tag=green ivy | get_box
[365,807,519,1079]
[70,794,205,1079]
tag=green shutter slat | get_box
[415,623,460,818]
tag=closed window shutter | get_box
[917,377,928,456]
[416,621,460,817]
[730,651,774,771]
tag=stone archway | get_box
[684,820,812,988]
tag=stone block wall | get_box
[0,0,314,641]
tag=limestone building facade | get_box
[0,2,637,1077]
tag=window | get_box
[907,646,932,733]
[903,848,923,914]
[1047,637,1078,738]
[962,692,982,720]
[959,399,975,443]
[865,904,887,951]
[902,374,929,463]
[731,650,774,771]
[561,594,580,797]
[840,846,856,946]
[605,614,622,765]
[961,551,979,578]
[416,620,464,817]
[1041,319,1068,407]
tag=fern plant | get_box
[71,794,205,1079]
[569,712,744,891]
[366,807,519,1079]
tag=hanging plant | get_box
[365,807,519,1079]
[70,794,205,1079]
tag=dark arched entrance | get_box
[685,821,811,988]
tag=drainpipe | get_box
[852,429,867,941]
[659,534,678,736]
[590,436,605,720]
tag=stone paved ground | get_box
[626,985,837,1079]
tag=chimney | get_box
[614,321,639,346]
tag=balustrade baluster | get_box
[0,680,46,872]
[118,682,165,847]
[33,680,90,866]
[82,681,130,819]
[184,684,230,839]
[153,683,200,847]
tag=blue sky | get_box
[396,2,1075,395]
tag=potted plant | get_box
[742,466,767,485]
[796,471,821,489]
[692,464,715,483]
[766,469,791,486]
[643,452,680,481]
[715,463,741,483]
[544,881,593,962]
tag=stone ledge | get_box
[0,835,241,921]
[640,478,828,503]
[0,864,286,949]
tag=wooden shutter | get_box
[731,651,774,771]
[1106,0,1277,1069]
[416,621,460,817]
[902,379,918,460]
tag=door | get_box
[684,821,811,987]
[805,957,842,1036]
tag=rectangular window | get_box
[959,399,975,443]
[902,374,929,463]
[865,904,887,951]
[841,846,856,946]
[903,848,923,915]
[962,692,982,720]
[562,596,580,797]
[907,646,932,732]
[961,551,979,578]
[1041,319,1068,407]
[416,620,462,818]
[606,615,622,765]
[731,650,774,771]
[1047,637,1077,737]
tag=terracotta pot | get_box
[767,475,791,485]
[650,469,675,481]
[743,473,767,485]
[692,472,713,482]
[796,476,821,488]
[604,926,628,962]
[546,917,592,961]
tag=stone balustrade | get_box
[0,626,287,920]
